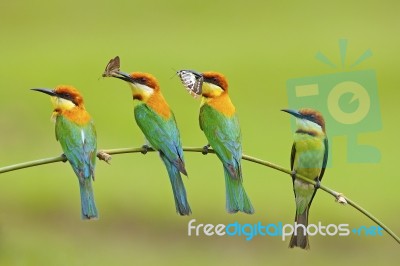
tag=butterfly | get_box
[177,70,203,98]
[102,56,120,77]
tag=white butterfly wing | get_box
[177,70,203,98]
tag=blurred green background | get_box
[0,0,399,265]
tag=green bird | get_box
[110,71,191,216]
[194,71,254,214]
[282,108,328,249]
[32,85,98,219]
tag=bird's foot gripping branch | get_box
[0,146,399,245]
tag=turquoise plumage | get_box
[32,86,98,220]
[200,104,253,214]
[56,115,98,219]
[134,103,190,215]
[110,70,191,215]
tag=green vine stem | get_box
[0,146,399,245]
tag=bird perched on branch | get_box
[104,58,191,215]
[32,86,98,220]
[282,108,328,249]
[177,70,254,214]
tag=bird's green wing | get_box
[134,103,186,174]
[55,115,97,180]
[199,104,242,179]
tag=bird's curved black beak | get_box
[31,88,56,96]
[281,109,302,119]
[113,71,136,83]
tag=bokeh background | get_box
[1,0,399,265]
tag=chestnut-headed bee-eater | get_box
[110,71,191,216]
[198,72,254,214]
[32,86,98,220]
[282,108,328,249]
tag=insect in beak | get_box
[102,56,121,77]
[177,70,203,98]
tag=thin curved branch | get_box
[0,154,67,173]
[0,146,398,245]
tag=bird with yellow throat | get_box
[103,58,191,216]
[32,86,98,220]
[177,70,254,214]
[282,108,328,249]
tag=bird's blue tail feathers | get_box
[79,177,98,220]
[224,167,254,214]
[160,154,191,216]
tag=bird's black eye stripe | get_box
[304,114,317,123]
[59,92,72,100]
[204,76,220,87]
[57,92,78,105]
[135,77,147,85]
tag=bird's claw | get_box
[141,145,150,155]
[61,154,68,163]
[335,193,347,205]
[290,170,297,179]
[314,179,321,189]
[202,144,210,155]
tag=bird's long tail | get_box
[224,167,254,214]
[160,154,191,216]
[79,177,98,220]
[289,207,309,249]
